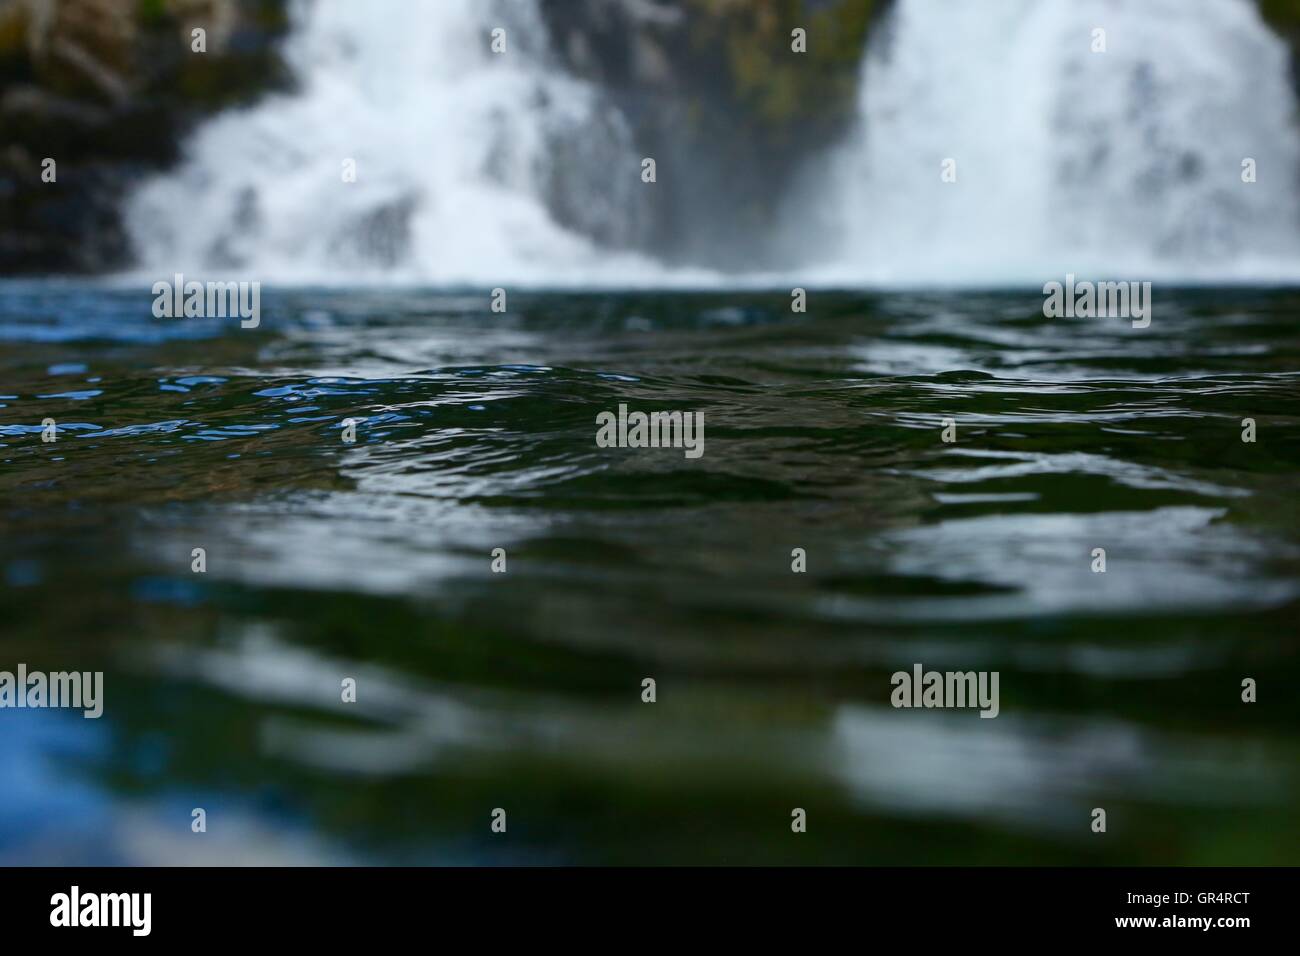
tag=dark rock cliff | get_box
[537,0,881,269]
[0,0,290,273]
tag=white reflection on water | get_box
[830,704,1284,830]
[143,628,1289,841]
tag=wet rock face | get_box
[539,97,653,251]
[0,0,291,273]
[536,0,881,271]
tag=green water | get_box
[1,284,1298,864]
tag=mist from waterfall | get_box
[124,0,675,285]
[124,0,1300,287]
[809,0,1300,285]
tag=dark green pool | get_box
[1,284,1297,864]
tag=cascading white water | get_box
[814,0,1300,284]
[125,0,665,285]
[127,0,1300,286]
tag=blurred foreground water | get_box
[1,284,1297,864]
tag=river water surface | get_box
[1,284,1297,864]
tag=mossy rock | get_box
[0,0,33,84]
[1258,0,1300,30]
[0,0,292,273]
[684,0,876,147]
[536,0,883,269]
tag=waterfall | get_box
[124,0,665,285]
[813,0,1300,285]
[125,0,1300,286]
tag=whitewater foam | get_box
[124,0,689,286]
[124,0,1300,287]
[811,0,1300,284]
